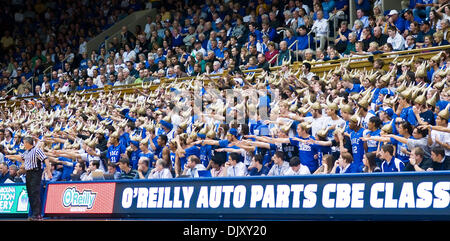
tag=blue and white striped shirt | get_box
[20,146,47,171]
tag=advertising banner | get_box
[44,182,116,215]
[112,172,450,220]
[0,184,29,215]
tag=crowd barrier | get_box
[36,171,450,220]
[0,184,29,218]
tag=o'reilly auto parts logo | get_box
[62,187,97,211]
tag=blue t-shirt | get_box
[130,149,142,170]
[290,136,319,173]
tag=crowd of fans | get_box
[0,0,450,183]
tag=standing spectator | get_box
[413,0,438,20]
[380,144,405,172]
[354,0,371,14]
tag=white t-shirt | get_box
[283,165,311,175]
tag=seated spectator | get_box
[417,21,435,43]
[343,32,357,56]
[433,31,449,46]
[296,25,314,53]
[267,151,290,176]
[182,155,206,178]
[386,9,406,33]
[362,152,382,173]
[277,41,294,66]
[265,42,279,65]
[404,147,433,171]
[405,35,417,50]
[284,156,310,175]
[335,21,352,53]
[81,160,105,181]
[248,154,270,176]
[0,162,10,183]
[387,26,405,51]
[106,163,120,180]
[332,152,361,174]
[149,159,173,179]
